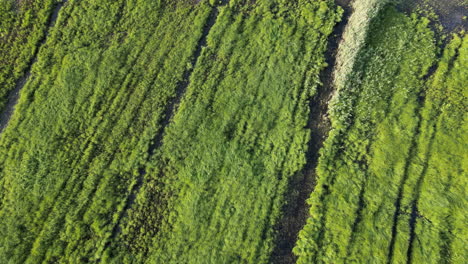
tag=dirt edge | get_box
[270,1,353,263]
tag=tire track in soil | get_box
[270,1,352,263]
[344,162,370,259]
[386,73,439,263]
[24,3,163,258]
[0,0,68,134]
[104,0,230,250]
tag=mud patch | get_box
[397,0,467,32]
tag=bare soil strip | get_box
[270,1,352,263]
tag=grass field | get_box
[294,4,467,264]
[0,0,465,263]
[0,0,57,128]
[0,0,213,262]
[0,0,342,263]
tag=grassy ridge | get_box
[294,7,438,263]
[295,5,467,263]
[0,0,212,262]
[1,0,464,263]
[0,0,56,112]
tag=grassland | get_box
[0,0,465,263]
[0,0,342,263]
[0,0,212,262]
[294,5,467,264]
[400,33,467,264]
[108,0,342,263]
[0,0,56,119]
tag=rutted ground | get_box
[105,0,230,251]
[271,1,351,263]
[0,0,213,262]
[394,34,467,264]
[112,1,341,263]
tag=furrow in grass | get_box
[60,6,215,261]
[104,0,232,251]
[148,0,231,157]
[406,33,467,264]
[19,2,160,259]
[0,1,214,262]
[112,8,250,259]
[0,0,55,114]
[0,0,67,134]
[26,38,154,259]
[22,3,155,260]
[95,1,342,263]
[387,33,465,264]
[271,2,350,262]
[294,7,437,264]
[386,106,424,264]
[344,170,368,256]
[291,1,389,259]
[405,118,438,264]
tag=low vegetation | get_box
[0,0,465,263]
[0,0,212,262]
[110,0,342,263]
[0,0,342,263]
[402,33,467,264]
[0,0,55,112]
[332,0,388,91]
[294,6,466,264]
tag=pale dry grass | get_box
[333,0,388,91]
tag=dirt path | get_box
[0,73,29,133]
[270,1,352,263]
[0,0,68,134]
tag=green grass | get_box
[0,0,342,263]
[294,5,467,264]
[0,0,56,112]
[294,6,439,264]
[403,33,467,264]
[0,1,465,263]
[110,0,342,263]
[0,0,212,262]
